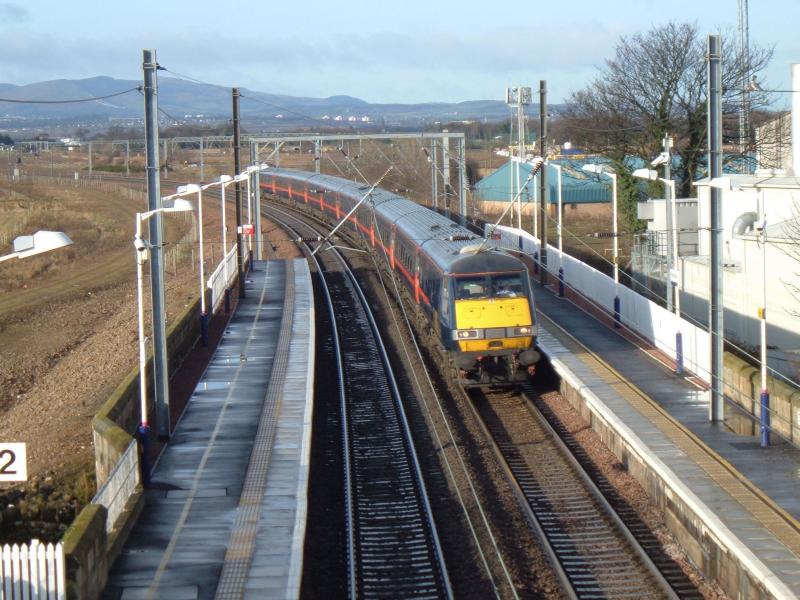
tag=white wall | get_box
[681,237,799,352]
[489,225,713,383]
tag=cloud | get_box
[0,22,625,103]
[0,2,29,22]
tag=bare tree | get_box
[780,201,800,316]
[558,22,773,209]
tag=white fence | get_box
[1,540,65,600]
[489,225,712,384]
[207,244,238,313]
[92,440,140,535]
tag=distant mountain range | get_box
[0,76,542,126]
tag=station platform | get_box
[103,259,315,600]
[532,283,800,598]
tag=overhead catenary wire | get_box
[354,198,519,599]
[0,86,141,104]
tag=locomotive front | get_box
[443,250,540,385]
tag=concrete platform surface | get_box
[103,259,314,600]
[534,284,800,598]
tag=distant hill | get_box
[0,76,548,125]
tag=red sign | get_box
[241,224,255,236]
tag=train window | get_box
[455,276,488,300]
[491,274,524,298]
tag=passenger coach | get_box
[263,168,540,385]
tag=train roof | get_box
[266,168,527,275]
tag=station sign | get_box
[0,443,27,482]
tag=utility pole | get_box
[708,35,724,423]
[442,133,451,215]
[738,0,751,162]
[88,142,92,176]
[125,140,130,177]
[431,140,438,209]
[233,87,245,299]
[143,49,171,438]
[517,96,525,230]
[314,139,321,174]
[539,80,548,286]
[250,141,262,260]
[459,136,468,216]
[663,133,674,313]
[199,136,204,181]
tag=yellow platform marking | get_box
[538,309,800,556]
[146,265,275,600]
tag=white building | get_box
[689,174,798,373]
[634,64,800,378]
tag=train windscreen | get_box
[454,273,526,300]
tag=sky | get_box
[1,0,798,107]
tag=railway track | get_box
[268,206,453,599]
[467,382,680,600]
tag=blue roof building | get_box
[473,159,613,205]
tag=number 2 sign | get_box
[0,443,27,482]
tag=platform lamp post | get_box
[242,164,269,264]
[0,230,73,263]
[634,168,684,375]
[633,169,679,316]
[202,175,235,313]
[234,171,253,268]
[551,163,564,254]
[133,198,194,484]
[176,183,210,347]
[582,164,620,328]
[757,212,769,446]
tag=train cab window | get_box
[455,276,488,300]
[491,274,525,298]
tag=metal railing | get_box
[207,244,238,313]
[91,440,140,535]
[633,230,699,259]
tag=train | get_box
[262,168,541,386]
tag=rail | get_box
[267,207,452,599]
[468,384,678,599]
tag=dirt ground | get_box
[0,174,301,542]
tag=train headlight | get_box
[512,326,532,336]
[456,330,479,339]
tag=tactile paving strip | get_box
[214,261,296,599]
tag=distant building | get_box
[473,159,612,217]
[629,64,800,375]
[756,112,791,171]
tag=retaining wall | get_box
[62,292,208,599]
[547,348,795,600]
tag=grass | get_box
[84,163,146,174]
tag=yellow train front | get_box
[439,250,540,386]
